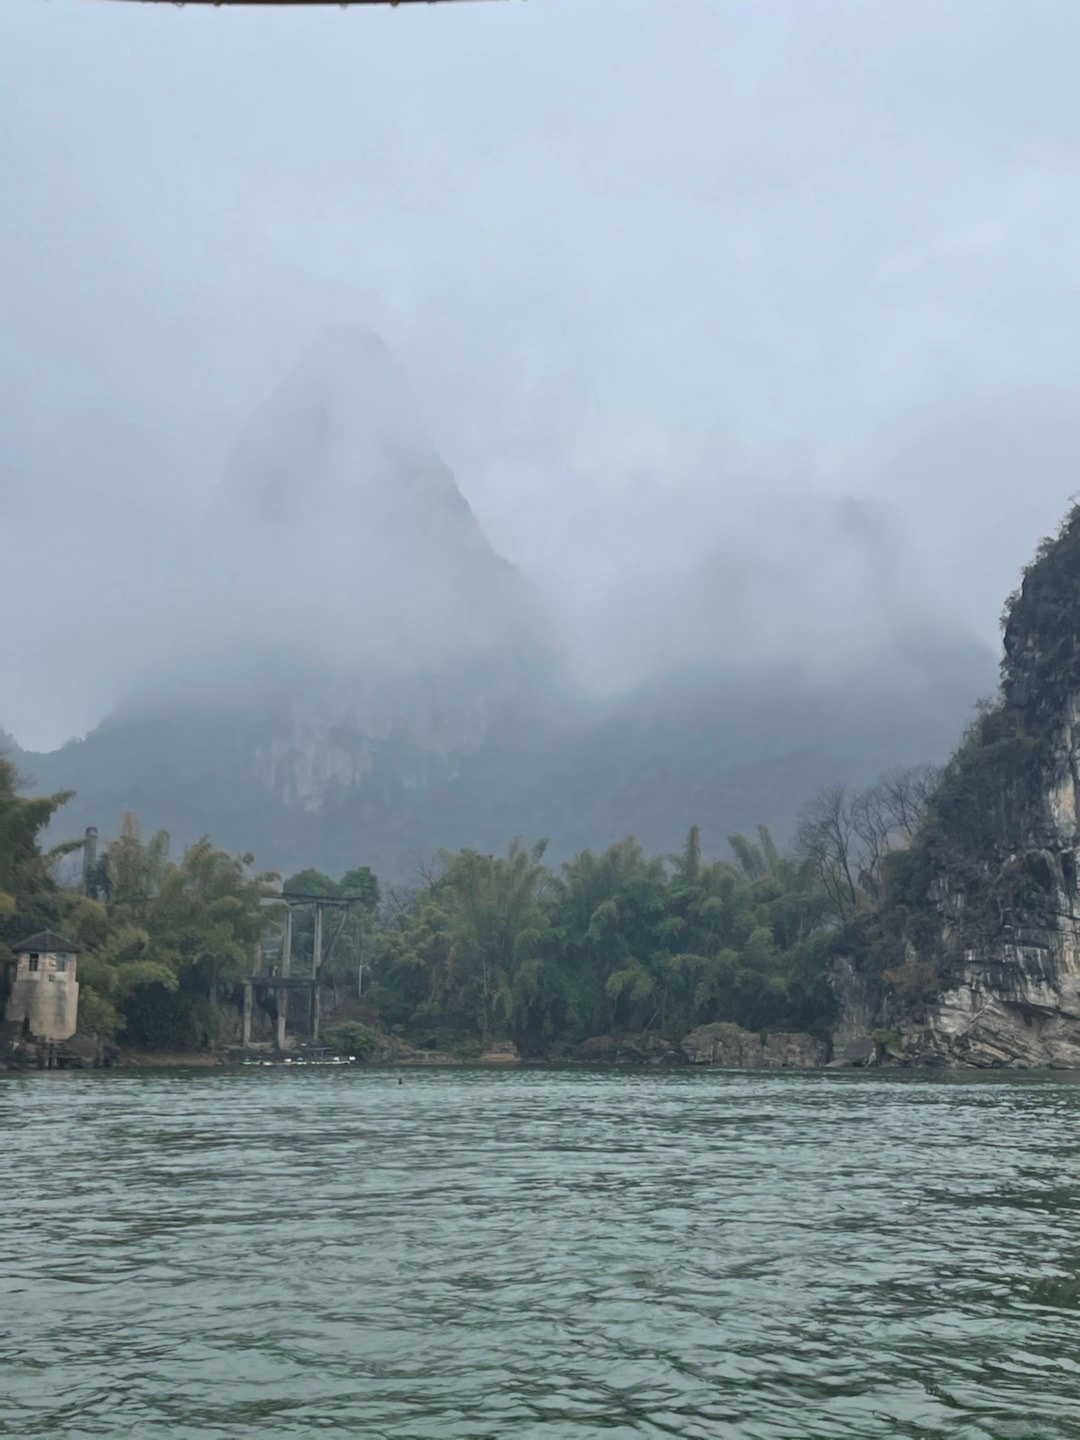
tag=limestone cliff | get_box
[841,504,1080,1067]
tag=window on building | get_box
[28,954,39,972]
[56,958,67,973]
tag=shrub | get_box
[872,1028,903,1051]
[77,988,122,1040]
[321,1021,380,1060]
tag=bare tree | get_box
[382,882,420,919]
[795,785,861,920]
[878,763,942,839]
[797,763,943,916]
[406,850,443,892]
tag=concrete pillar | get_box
[311,907,324,1042]
[276,987,287,1051]
[282,908,293,978]
[242,981,253,1048]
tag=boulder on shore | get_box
[571,1033,682,1064]
[1,1026,115,1071]
[681,1022,827,1068]
[478,1040,520,1065]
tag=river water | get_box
[3,1068,1080,1440]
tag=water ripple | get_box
[3,1069,1080,1438]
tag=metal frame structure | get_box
[244,891,367,1050]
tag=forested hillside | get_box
[2,752,939,1057]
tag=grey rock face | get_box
[681,1022,826,1068]
[903,939,1080,1068]
[834,509,1080,1069]
[572,1033,682,1064]
[887,702,1080,1067]
[762,1031,830,1067]
[830,955,879,1065]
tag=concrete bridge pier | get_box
[276,989,288,1051]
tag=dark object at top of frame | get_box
[107,2,507,8]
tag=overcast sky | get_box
[4,0,1080,748]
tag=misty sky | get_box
[4,0,1080,749]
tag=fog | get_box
[4,0,1080,751]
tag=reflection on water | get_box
[3,1068,1080,1439]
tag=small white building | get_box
[4,931,81,1042]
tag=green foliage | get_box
[338,867,380,910]
[74,987,122,1040]
[281,864,381,987]
[368,825,842,1054]
[0,764,278,1046]
[283,866,379,910]
[370,839,551,1046]
[0,746,948,1059]
[320,1021,380,1059]
[103,835,277,1049]
[844,505,1080,998]
[872,1028,902,1050]
[0,754,74,961]
[283,868,338,897]
[102,813,170,914]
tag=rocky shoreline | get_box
[6,1018,1061,1073]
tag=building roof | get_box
[13,931,81,956]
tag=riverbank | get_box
[0,1019,990,1077]
[5,1018,1043,1073]
[116,1049,227,1068]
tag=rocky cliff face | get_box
[840,505,1080,1067]
[570,1025,827,1067]
[682,1023,828,1068]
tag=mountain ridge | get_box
[4,327,997,878]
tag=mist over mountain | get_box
[223,327,550,680]
[9,0,1080,878]
[5,327,995,878]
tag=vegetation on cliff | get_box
[833,501,1080,1017]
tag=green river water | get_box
[3,1067,1080,1439]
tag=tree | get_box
[548,838,669,1040]
[795,785,862,920]
[338,867,379,910]
[282,868,337,897]
[676,824,701,884]
[111,837,276,1049]
[369,840,550,1049]
[101,812,170,916]
[0,754,74,955]
[796,765,943,916]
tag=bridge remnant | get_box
[244,892,366,1050]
